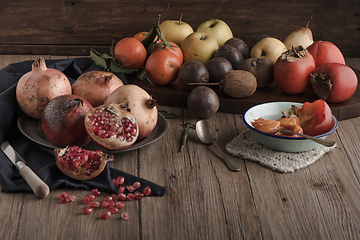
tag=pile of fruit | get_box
[15,57,159,180]
[91,15,358,119]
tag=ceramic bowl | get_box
[243,102,338,152]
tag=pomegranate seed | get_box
[87,193,96,201]
[104,195,113,202]
[119,185,125,193]
[91,189,101,197]
[143,186,152,196]
[101,201,110,208]
[133,181,141,189]
[83,196,91,204]
[69,194,77,202]
[60,197,70,204]
[126,185,134,192]
[59,192,68,200]
[117,176,125,185]
[115,201,124,209]
[82,207,93,215]
[135,191,143,199]
[111,193,119,201]
[121,212,129,220]
[100,211,111,219]
[118,193,127,201]
[112,178,119,187]
[108,200,116,207]
[89,200,101,209]
[109,206,119,214]
[127,193,135,201]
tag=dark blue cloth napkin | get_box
[0,57,166,196]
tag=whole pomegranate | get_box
[72,71,124,107]
[105,85,158,140]
[55,146,114,180]
[84,102,139,150]
[16,57,72,119]
[41,94,93,147]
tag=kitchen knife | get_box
[1,141,50,198]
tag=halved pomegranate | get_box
[55,146,114,180]
[84,103,139,150]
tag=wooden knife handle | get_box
[18,164,50,198]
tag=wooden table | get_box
[1,55,360,240]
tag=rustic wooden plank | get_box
[0,0,359,56]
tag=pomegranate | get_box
[41,94,93,147]
[72,71,124,107]
[16,57,72,119]
[84,102,139,150]
[105,84,158,140]
[54,145,114,180]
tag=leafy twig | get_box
[159,110,181,119]
[180,123,196,152]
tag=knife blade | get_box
[1,141,50,198]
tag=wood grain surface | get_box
[0,55,360,240]
[0,0,359,56]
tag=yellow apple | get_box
[160,19,194,47]
[196,19,233,47]
[181,32,219,66]
[250,37,287,63]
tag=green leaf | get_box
[159,110,181,119]
[109,60,136,74]
[90,49,109,70]
[137,67,155,86]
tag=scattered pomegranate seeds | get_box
[83,196,91,204]
[100,211,111,219]
[117,176,125,185]
[127,193,135,201]
[121,212,129,220]
[133,181,141,189]
[126,185,135,192]
[116,201,124,209]
[119,185,125,193]
[69,194,77,202]
[118,193,127,201]
[60,176,154,221]
[92,189,101,197]
[82,207,93,215]
[109,206,119,214]
[143,186,152,196]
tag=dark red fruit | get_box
[187,86,220,119]
[55,145,114,181]
[177,61,209,89]
[100,211,111,219]
[42,94,93,147]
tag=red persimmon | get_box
[307,41,345,68]
[274,46,316,94]
[310,63,358,103]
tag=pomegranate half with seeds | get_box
[84,102,139,150]
[55,146,114,180]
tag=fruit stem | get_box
[145,97,157,109]
[305,17,313,29]
[188,82,220,86]
[178,14,183,25]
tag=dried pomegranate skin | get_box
[42,94,93,147]
[54,146,114,181]
[85,103,139,150]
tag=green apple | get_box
[196,19,233,47]
[160,19,194,47]
[250,37,287,63]
[181,32,219,66]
